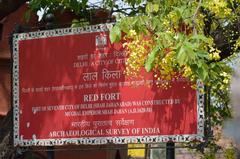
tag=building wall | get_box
[0,65,11,116]
[0,4,38,116]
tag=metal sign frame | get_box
[12,23,205,147]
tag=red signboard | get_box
[13,24,204,146]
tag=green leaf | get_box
[197,63,209,81]
[172,6,184,18]
[177,45,188,66]
[146,2,159,14]
[24,10,31,22]
[145,47,159,72]
[190,64,198,72]
[176,39,198,66]
[118,19,129,33]
[153,4,159,12]
[196,50,209,59]
[196,61,203,68]
[29,0,41,11]
[146,2,152,13]
[82,0,88,8]
[190,34,209,43]
[198,67,207,81]
[72,19,79,23]
[151,17,161,30]
[110,26,121,43]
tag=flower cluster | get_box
[153,50,178,88]
[123,30,154,77]
[204,0,232,18]
[209,46,221,61]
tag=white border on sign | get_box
[12,23,205,147]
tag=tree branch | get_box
[192,0,202,34]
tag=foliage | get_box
[27,0,90,23]
[28,0,88,15]
[224,148,236,159]
[109,1,240,154]
[111,0,239,88]
[27,0,240,154]
[109,0,240,146]
[201,151,216,159]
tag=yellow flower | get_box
[223,78,229,84]
[128,30,137,37]
[213,52,221,60]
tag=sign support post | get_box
[47,146,54,159]
[166,143,175,159]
